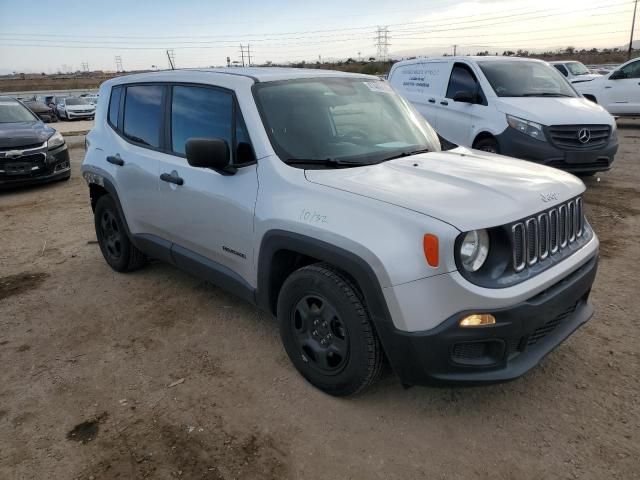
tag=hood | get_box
[570,74,601,83]
[305,148,585,231]
[0,121,54,148]
[24,101,52,114]
[494,97,613,126]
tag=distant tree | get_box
[502,50,515,56]
[368,57,376,62]
[346,57,355,64]
[564,46,575,55]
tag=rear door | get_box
[436,62,485,147]
[603,59,640,115]
[106,83,164,238]
[154,84,258,283]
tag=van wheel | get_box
[277,263,383,396]
[474,137,499,154]
[94,195,146,272]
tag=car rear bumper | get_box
[496,127,618,173]
[0,145,70,190]
[377,255,598,386]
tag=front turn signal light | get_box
[423,234,439,267]
[459,314,496,327]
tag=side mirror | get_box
[609,70,625,80]
[185,137,236,175]
[453,91,476,103]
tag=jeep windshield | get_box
[253,77,440,166]
[478,60,577,98]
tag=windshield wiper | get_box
[284,157,370,168]
[521,92,573,97]
[377,148,431,163]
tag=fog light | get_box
[459,313,496,327]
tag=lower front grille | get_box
[527,303,578,346]
[546,158,610,170]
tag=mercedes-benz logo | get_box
[578,128,591,144]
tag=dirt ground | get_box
[1,122,639,480]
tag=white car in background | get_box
[57,97,96,120]
[573,57,640,117]
[549,61,602,84]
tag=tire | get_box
[474,136,499,154]
[277,263,383,396]
[94,195,145,272]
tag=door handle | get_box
[440,100,449,106]
[604,86,612,89]
[428,98,436,103]
[106,155,124,166]
[160,172,184,186]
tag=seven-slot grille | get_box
[547,125,611,150]
[511,197,584,272]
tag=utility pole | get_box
[166,49,175,70]
[629,0,638,60]
[239,44,245,67]
[247,44,252,66]
[374,26,390,61]
[453,45,457,56]
[115,56,123,73]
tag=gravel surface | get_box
[0,122,638,479]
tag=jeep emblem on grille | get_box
[577,128,591,144]
[540,192,558,203]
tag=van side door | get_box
[155,84,259,286]
[389,61,450,130]
[436,62,485,147]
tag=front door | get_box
[436,63,485,147]
[602,59,640,115]
[155,84,258,284]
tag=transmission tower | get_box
[239,44,252,66]
[166,49,176,69]
[115,56,123,72]
[81,62,89,72]
[375,26,390,61]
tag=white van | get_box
[389,56,618,175]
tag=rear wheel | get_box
[94,195,145,272]
[474,136,499,154]
[277,263,383,396]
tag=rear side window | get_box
[446,64,479,99]
[170,85,234,155]
[108,85,122,128]
[619,59,640,79]
[553,64,569,77]
[123,85,164,148]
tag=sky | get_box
[0,0,637,73]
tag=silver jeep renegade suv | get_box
[82,68,599,396]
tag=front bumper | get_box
[378,255,598,386]
[0,145,70,190]
[496,128,618,174]
[66,110,95,119]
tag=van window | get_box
[170,86,233,156]
[446,64,479,99]
[123,85,164,147]
[553,64,569,77]
[108,85,122,128]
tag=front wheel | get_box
[474,137,499,154]
[94,195,145,272]
[277,263,383,396]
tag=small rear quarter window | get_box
[108,85,122,128]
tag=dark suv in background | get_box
[0,96,70,189]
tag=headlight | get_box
[47,131,65,150]
[506,114,546,142]
[459,230,490,272]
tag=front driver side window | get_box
[619,60,640,79]
[446,64,480,100]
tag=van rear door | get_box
[389,60,449,129]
